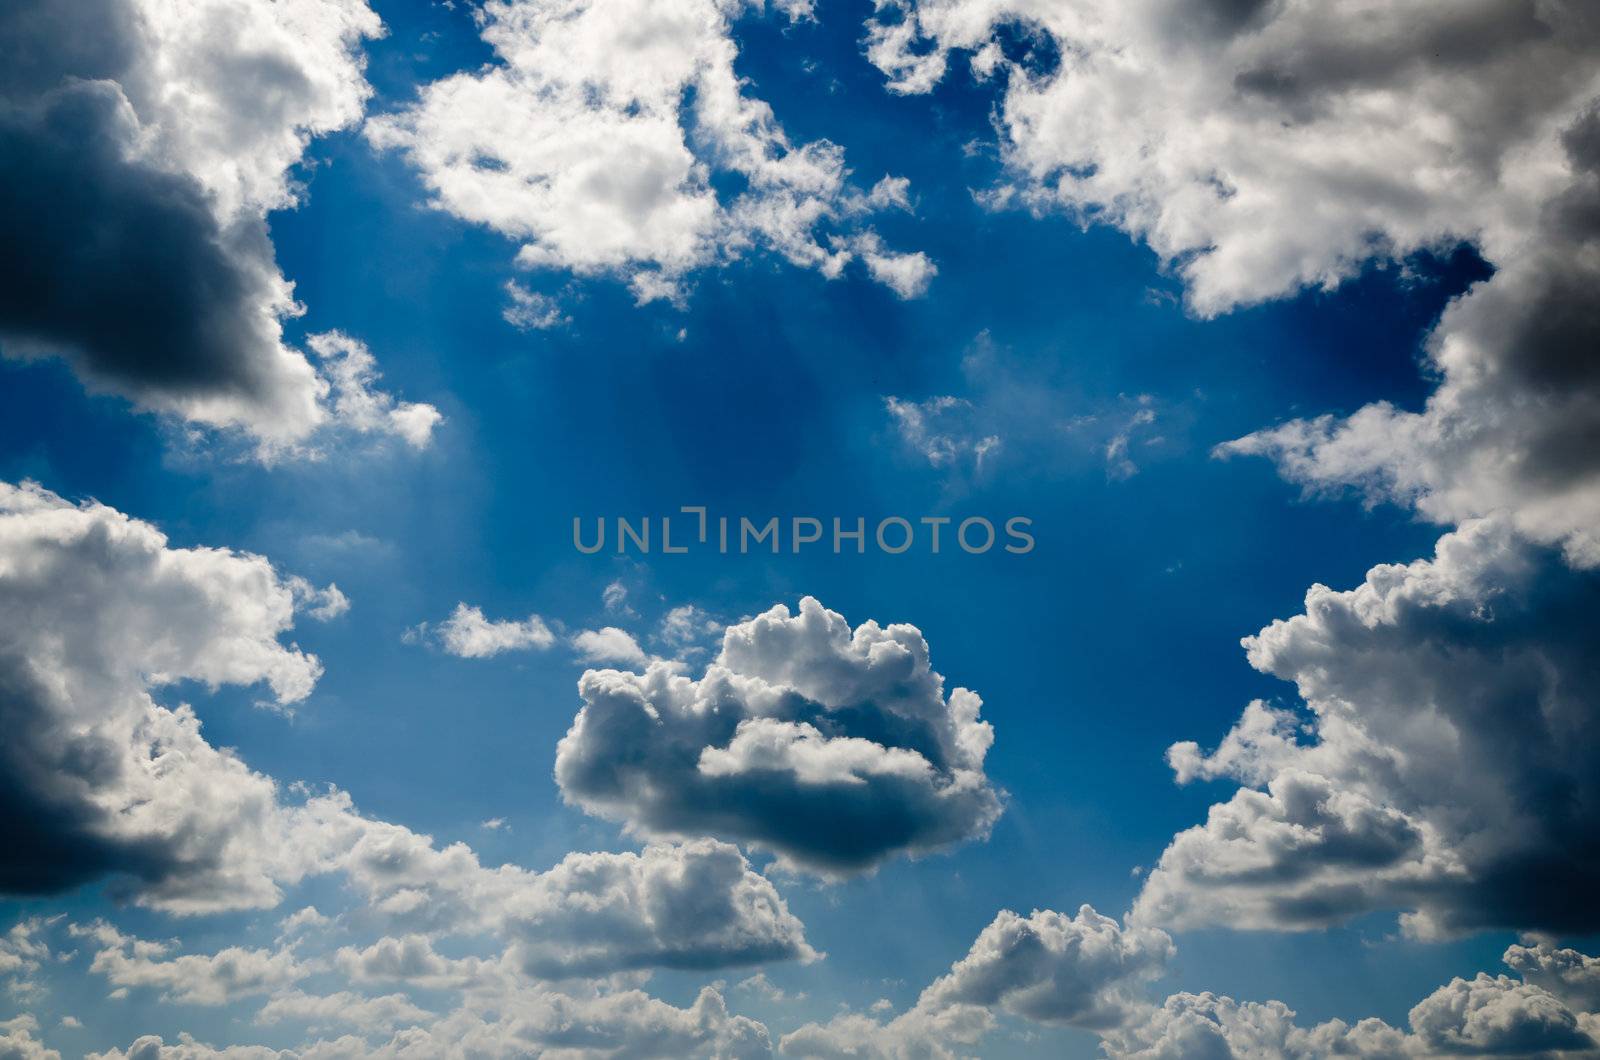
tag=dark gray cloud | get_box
[0,0,435,452]
[1136,519,1600,938]
[0,480,323,909]
[556,597,1002,874]
[0,80,294,406]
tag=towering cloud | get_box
[556,597,1002,873]
[367,0,934,304]
[1134,518,1600,939]
[0,0,437,452]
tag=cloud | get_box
[782,905,1171,1058]
[0,479,815,1006]
[785,905,1600,1060]
[867,0,1600,314]
[428,603,555,658]
[870,2,1600,563]
[1506,941,1600,1014]
[0,0,438,453]
[333,935,485,992]
[1108,974,1596,1059]
[658,604,719,650]
[1133,518,1600,939]
[287,578,350,622]
[500,281,569,332]
[883,333,1178,489]
[0,479,327,908]
[255,990,432,1035]
[0,917,55,982]
[325,837,817,981]
[556,597,1002,874]
[366,0,929,304]
[74,922,308,1006]
[883,396,1001,475]
[1217,115,1600,566]
[0,1016,59,1060]
[571,626,650,668]
[917,906,1173,1030]
[89,988,776,1058]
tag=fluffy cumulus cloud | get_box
[427,602,555,658]
[0,1016,60,1060]
[870,0,1600,564]
[1106,967,1600,1059]
[0,0,438,453]
[74,922,308,1006]
[0,479,332,909]
[785,906,1600,1060]
[1133,518,1600,939]
[367,0,932,304]
[556,596,1002,873]
[0,478,818,1060]
[784,905,1172,1058]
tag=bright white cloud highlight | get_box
[367,0,930,303]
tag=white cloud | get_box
[602,580,631,614]
[783,905,1171,1057]
[276,907,331,940]
[884,334,1177,489]
[867,0,1599,314]
[786,905,1600,1059]
[255,990,431,1034]
[0,479,328,911]
[287,577,351,622]
[500,281,569,332]
[571,626,651,668]
[320,827,816,979]
[0,478,817,1027]
[884,396,1001,475]
[556,597,1001,874]
[871,1,1600,561]
[0,1016,59,1060]
[1506,941,1600,1014]
[430,603,555,658]
[1133,518,1600,939]
[658,604,720,650]
[75,923,308,1006]
[366,0,929,303]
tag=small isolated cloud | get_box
[501,281,569,332]
[557,597,1002,874]
[423,603,555,659]
[884,396,1000,475]
[601,578,638,617]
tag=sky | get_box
[1,0,1599,1057]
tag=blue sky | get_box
[3,1,1599,1057]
